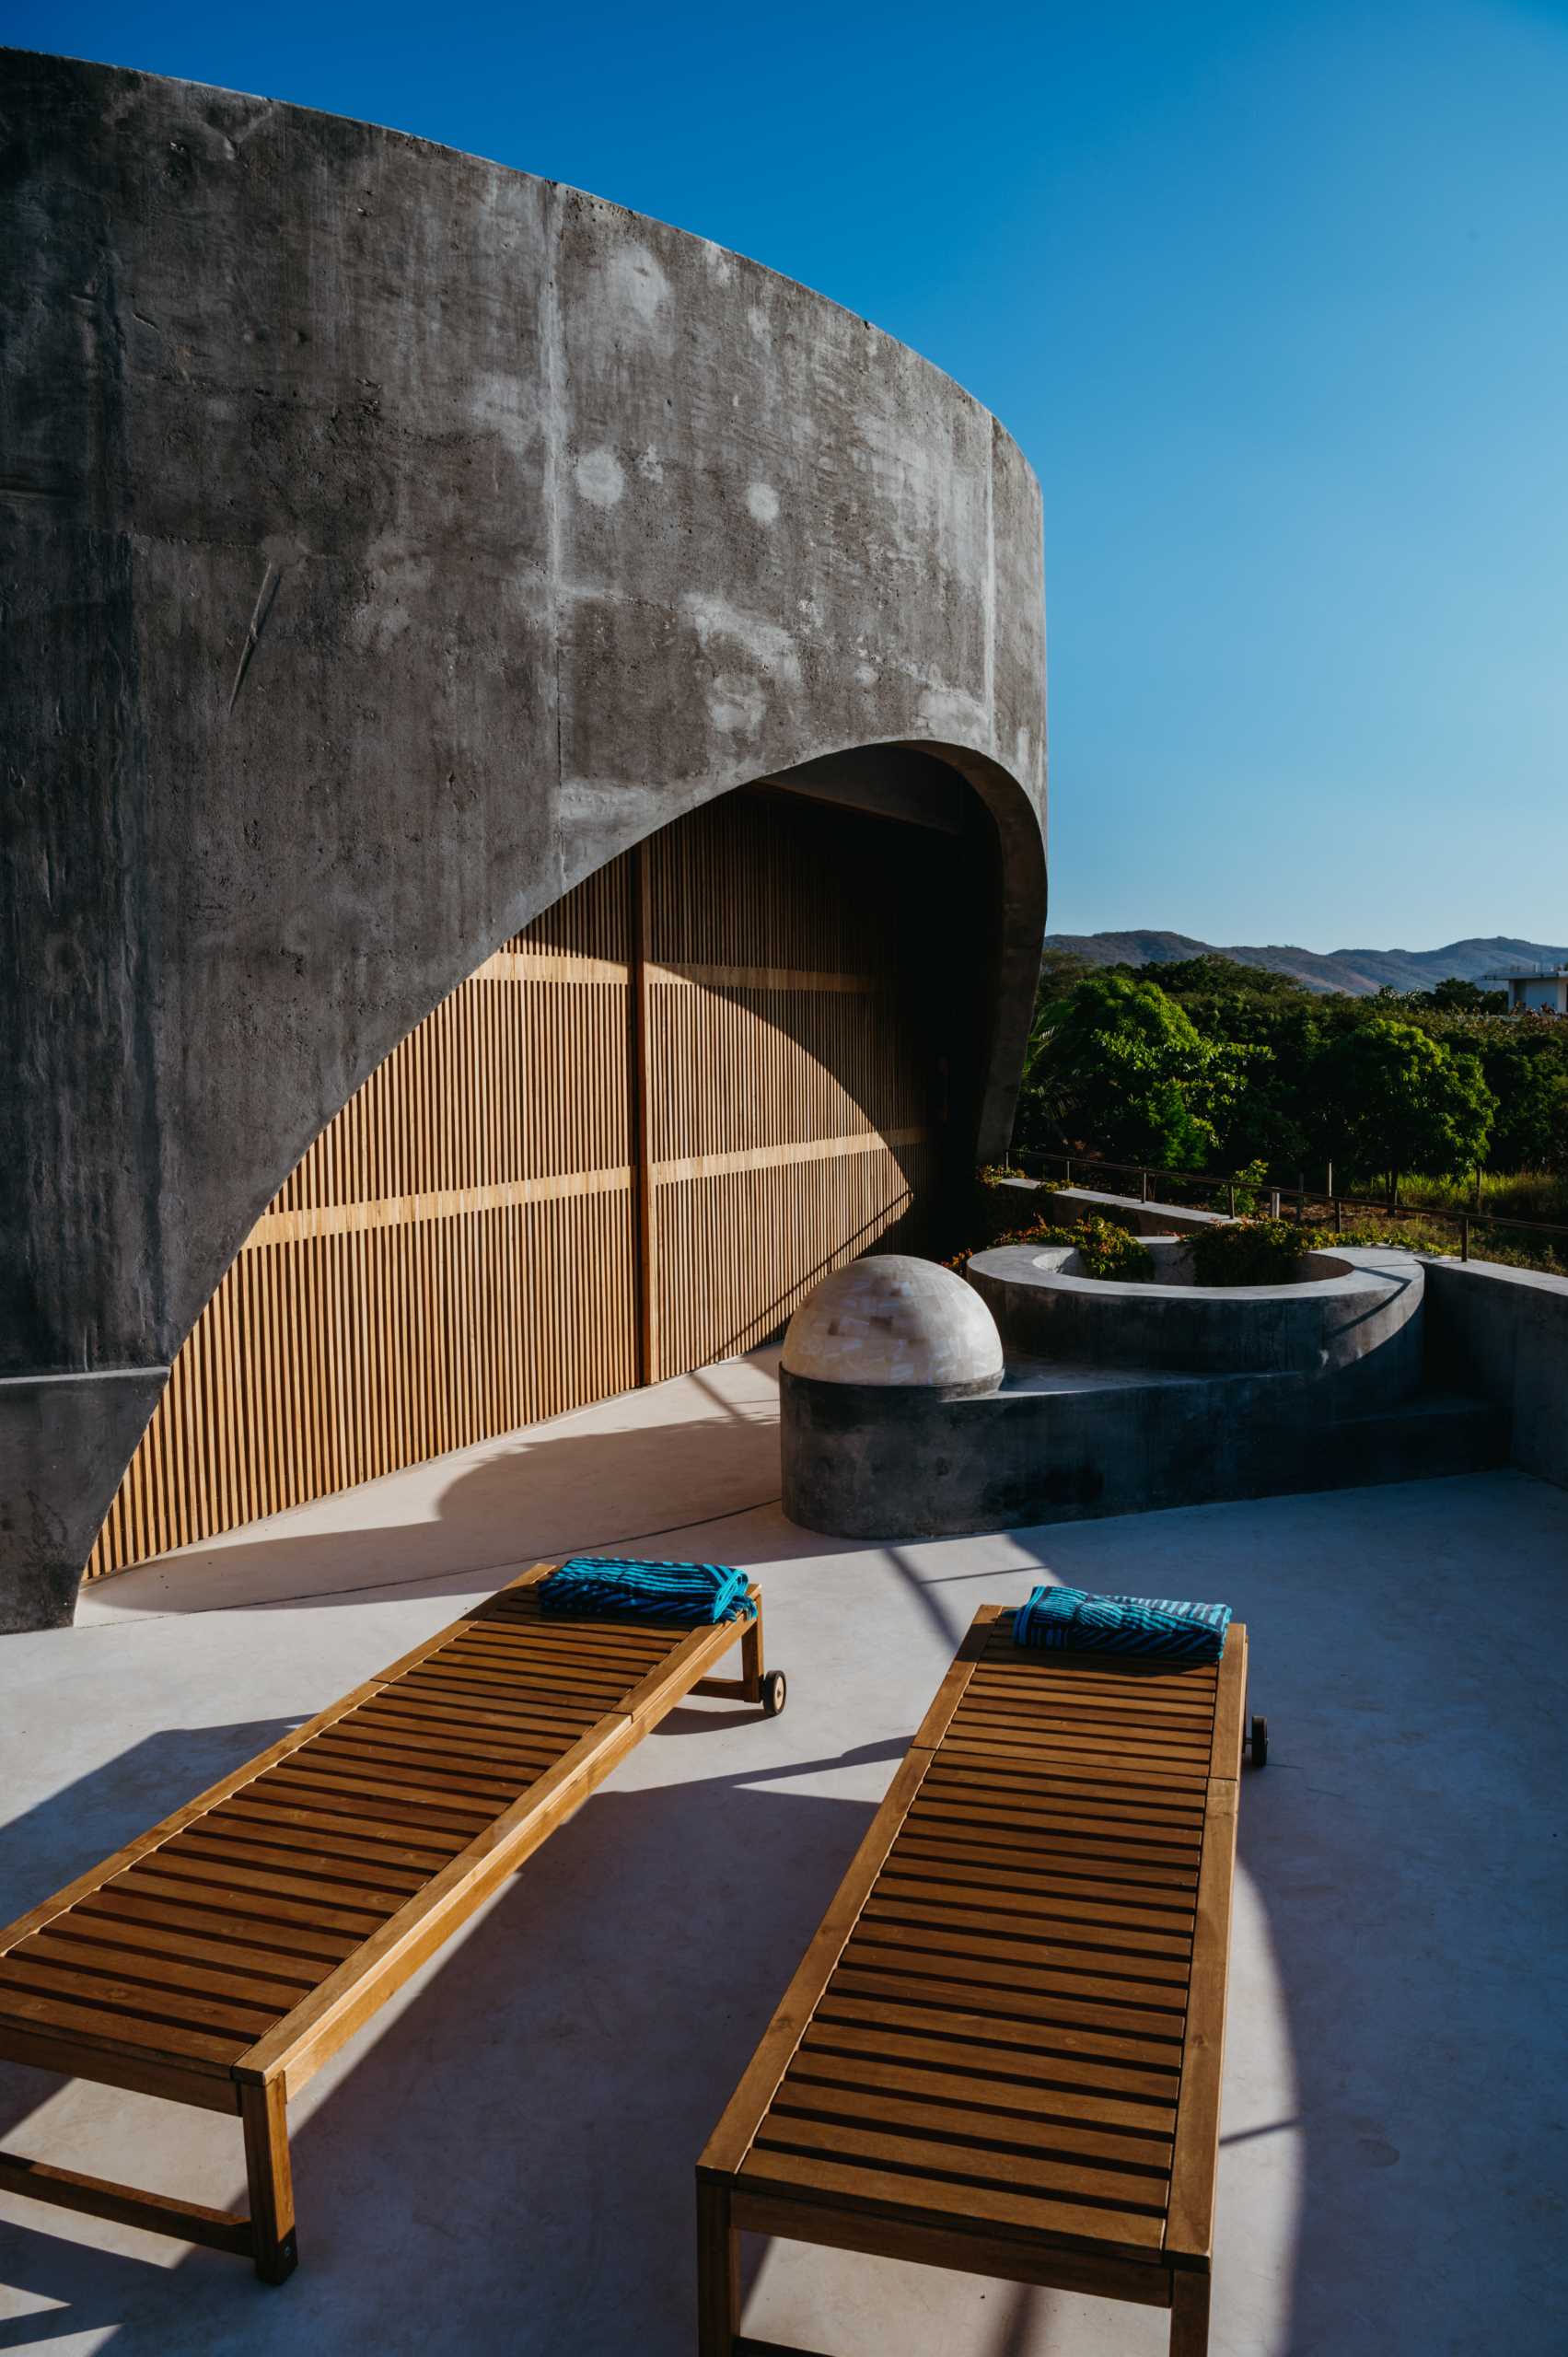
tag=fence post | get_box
[1063,1157,1073,1190]
[1226,1183,1236,1219]
[1461,1215,1470,1262]
[1269,1189,1281,1220]
[1141,1167,1151,1204]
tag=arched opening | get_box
[85,761,999,1584]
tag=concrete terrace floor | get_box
[2,1351,1565,2357]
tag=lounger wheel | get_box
[1248,1713,1268,1768]
[760,1669,787,1718]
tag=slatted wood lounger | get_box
[0,1561,784,2283]
[698,1604,1250,2357]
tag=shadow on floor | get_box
[0,1719,301,2289]
[1004,1510,1564,2357]
[13,1484,1567,2353]
[1232,1689,1559,2356]
[0,1724,297,1950]
[86,1394,788,1621]
[0,1724,891,2354]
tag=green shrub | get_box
[1186,1215,1469,1283]
[993,1214,1155,1283]
[1230,1156,1269,1215]
[1187,1218,1312,1286]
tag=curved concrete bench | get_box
[967,1240,1425,1398]
[779,1243,1492,1539]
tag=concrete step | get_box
[1249,1389,1507,1498]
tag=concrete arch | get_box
[0,52,1047,1627]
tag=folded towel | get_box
[1013,1586,1230,1663]
[537,1555,756,1624]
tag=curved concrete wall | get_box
[0,53,1046,1627]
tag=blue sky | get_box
[8,0,1567,950]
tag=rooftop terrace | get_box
[2,1352,1564,2354]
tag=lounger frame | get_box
[697,1605,1248,2356]
[0,1562,777,2282]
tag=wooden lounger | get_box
[698,1605,1250,2356]
[0,1562,784,2282]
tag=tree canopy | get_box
[1014,955,1558,1184]
[1316,1019,1494,1184]
[1021,972,1253,1169]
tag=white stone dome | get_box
[782,1254,1005,1391]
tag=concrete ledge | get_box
[989,1178,1229,1237]
[968,1241,1425,1399]
[780,1360,1504,1538]
[1424,1256,1568,1490]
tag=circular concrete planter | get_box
[967,1238,1426,1382]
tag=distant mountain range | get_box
[1042,932,1568,998]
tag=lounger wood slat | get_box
[785,2047,1177,2138]
[797,2019,1180,2107]
[762,2081,1175,2177]
[893,1831,1201,1886]
[76,1888,360,1960]
[0,1560,783,2283]
[110,1866,387,1942]
[15,1933,308,2015]
[698,1606,1248,2355]
[43,1913,331,1991]
[139,1849,414,1911]
[872,1868,1196,1927]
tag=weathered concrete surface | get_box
[0,53,1047,1626]
[969,1240,1425,1397]
[780,1356,1501,1538]
[2,1360,1563,2353]
[1005,1190,1568,1496]
[0,1371,171,1631]
[1425,1256,1568,1490]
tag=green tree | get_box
[1019,972,1253,1168]
[1487,1051,1568,1171]
[1420,976,1508,1014]
[1318,1019,1495,1191]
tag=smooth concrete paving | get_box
[3,1353,1565,2355]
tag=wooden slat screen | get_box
[87,786,943,1582]
[643,791,932,1376]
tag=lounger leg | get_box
[240,2079,297,2285]
[1169,2268,1211,2356]
[739,1603,764,1705]
[696,2178,739,2354]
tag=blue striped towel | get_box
[537,1555,756,1624]
[1013,1586,1230,1663]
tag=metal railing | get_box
[1009,1150,1568,1265]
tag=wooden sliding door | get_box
[87,784,947,1582]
